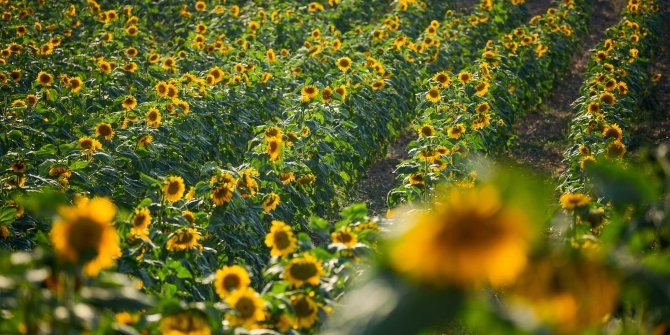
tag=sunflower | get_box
[160,311,211,335]
[602,124,622,140]
[266,138,282,162]
[284,253,323,287]
[162,56,176,69]
[508,255,619,334]
[279,172,295,185]
[334,85,347,101]
[10,161,27,174]
[265,48,276,63]
[145,108,161,128]
[418,125,434,138]
[163,176,186,203]
[264,126,282,140]
[26,93,37,105]
[301,85,319,101]
[447,124,466,139]
[131,207,151,231]
[409,172,425,185]
[599,92,615,105]
[371,80,385,90]
[214,265,251,299]
[587,102,600,114]
[606,140,626,159]
[322,86,333,103]
[296,174,316,185]
[291,294,319,329]
[78,136,102,155]
[433,71,451,87]
[425,86,441,103]
[603,79,617,91]
[225,288,266,328]
[476,102,490,114]
[166,84,179,99]
[122,96,137,110]
[336,57,352,71]
[390,186,534,287]
[148,54,160,64]
[181,210,196,225]
[265,220,298,257]
[618,82,628,95]
[49,165,72,178]
[50,197,121,276]
[263,193,281,213]
[559,193,591,209]
[68,77,83,92]
[475,81,490,96]
[37,71,52,86]
[166,227,202,252]
[457,71,472,84]
[331,227,358,249]
[211,184,234,206]
[95,123,114,140]
[138,135,153,148]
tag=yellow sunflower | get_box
[390,185,534,287]
[602,124,622,140]
[447,124,466,139]
[336,57,352,71]
[559,193,591,209]
[284,253,323,287]
[457,71,472,84]
[225,287,266,328]
[262,193,281,213]
[418,125,435,138]
[166,227,202,252]
[95,123,114,140]
[160,311,211,335]
[163,176,186,203]
[301,85,319,101]
[265,138,282,162]
[606,140,626,159]
[425,86,441,103]
[146,108,161,128]
[408,172,425,185]
[36,71,52,86]
[291,294,319,329]
[279,172,295,185]
[78,136,102,155]
[331,227,358,249]
[122,95,137,110]
[264,126,282,140]
[433,71,451,87]
[214,265,251,299]
[264,220,298,257]
[68,77,83,92]
[266,48,276,62]
[476,102,490,114]
[211,184,234,206]
[50,197,121,276]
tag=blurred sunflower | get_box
[146,108,161,128]
[265,138,282,161]
[418,125,434,138]
[301,85,319,100]
[50,197,121,276]
[263,193,280,213]
[95,123,114,140]
[284,253,323,287]
[559,193,591,209]
[131,207,151,231]
[36,71,52,86]
[68,77,83,92]
[291,294,319,329]
[166,227,201,252]
[457,71,472,84]
[425,86,441,103]
[447,124,466,139]
[606,140,626,159]
[264,126,282,140]
[214,265,251,299]
[265,220,298,257]
[225,288,266,328]
[163,176,186,202]
[160,311,211,335]
[390,185,535,287]
[336,57,352,71]
[211,184,234,206]
[122,96,137,110]
[331,227,358,249]
[78,136,102,155]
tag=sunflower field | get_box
[1,0,669,334]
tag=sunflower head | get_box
[214,265,251,299]
[301,85,319,100]
[291,294,319,329]
[50,197,120,276]
[163,176,186,202]
[458,71,472,84]
[78,136,102,154]
[225,288,266,328]
[559,193,591,209]
[336,57,352,71]
[95,123,114,140]
[131,207,151,230]
[447,124,466,139]
[426,87,441,103]
[331,227,358,249]
[160,311,211,335]
[264,220,298,257]
[263,193,281,213]
[265,138,282,161]
[284,253,323,287]
[166,227,201,252]
[122,96,137,110]
[418,125,435,138]
[37,71,52,86]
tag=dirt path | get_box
[630,3,670,149]
[505,0,627,177]
[345,130,413,216]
